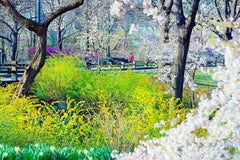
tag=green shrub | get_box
[0,84,39,146]
[31,56,86,101]
[0,85,188,153]
[29,56,190,151]
[21,99,103,149]
[31,56,175,110]
[0,56,190,153]
[94,97,188,152]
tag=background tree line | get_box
[0,0,239,100]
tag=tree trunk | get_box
[57,24,63,50]
[57,17,63,50]
[225,27,233,40]
[16,31,47,96]
[11,32,18,61]
[171,26,192,100]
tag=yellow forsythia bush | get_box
[0,84,39,146]
[0,57,192,152]
[0,84,188,151]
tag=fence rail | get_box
[0,61,158,84]
[0,61,28,84]
[87,61,158,72]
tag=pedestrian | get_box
[129,53,134,63]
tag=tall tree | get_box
[111,0,201,100]
[0,0,84,96]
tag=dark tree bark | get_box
[170,0,200,100]
[57,16,63,50]
[17,31,47,95]
[11,21,20,61]
[157,0,200,100]
[162,0,173,43]
[0,0,84,96]
[171,27,192,100]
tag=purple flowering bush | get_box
[28,46,99,58]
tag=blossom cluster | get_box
[111,24,240,159]
[110,0,164,34]
[110,0,138,17]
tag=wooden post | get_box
[97,64,101,73]
[121,62,125,70]
[11,61,17,81]
[108,62,112,68]
[155,60,158,69]
[132,61,136,68]
[144,60,148,67]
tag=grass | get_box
[140,70,217,88]
[194,71,217,87]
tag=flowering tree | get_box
[111,0,200,100]
[0,0,84,96]
[112,24,240,159]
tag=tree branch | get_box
[174,0,186,26]
[214,0,224,21]
[0,0,40,32]
[44,0,84,26]
[225,0,231,18]
[232,0,238,16]
[0,35,11,43]
[0,19,14,32]
[186,0,200,27]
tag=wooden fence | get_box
[87,61,158,72]
[0,60,158,84]
[0,61,28,84]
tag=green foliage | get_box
[209,109,218,120]
[31,56,85,101]
[0,84,39,146]
[194,128,209,138]
[194,71,217,87]
[0,144,113,160]
[182,86,212,108]
[94,98,188,152]
[0,83,17,105]
[0,56,190,153]
[0,81,187,152]
[31,56,179,111]
[229,147,237,155]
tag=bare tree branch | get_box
[214,0,224,21]
[0,35,11,43]
[44,0,84,26]
[0,0,40,32]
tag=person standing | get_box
[128,53,134,63]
